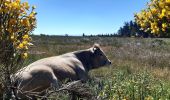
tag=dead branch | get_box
[13,80,96,100]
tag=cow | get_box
[14,43,111,99]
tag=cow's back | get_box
[15,52,85,92]
[26,53,85,80]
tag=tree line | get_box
[117,21,151,38]
[82,20,151,38]
[83,20,169,38]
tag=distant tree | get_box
[117,20,150,37]
[118,22,131,37]
[82,33,85,37]
[90,34,93,37]
[40,33,46,37]
[65,34,68,36]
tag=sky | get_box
[28,0,149,36]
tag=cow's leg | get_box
[51,79,59,91]
[31,96,37,100]
[69,92,78,100]
[76,69,88,82]
[50,72,60,91]
[42,72,60,99]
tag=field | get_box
[25,35,170,100]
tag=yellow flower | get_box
[22,53,28,59]
[141,23,145,27]
[11,2,20,9]
[159,2,165,8]
[162,23,167,28]
[166,0,170,4]
[18,43,24,49]
[23,40,28,45]
[151,29,156,33]
[23,34,29,39]
[162,9,166,14]
[23,2,30,10]
[159,13,165,18]
[162,28,166,31]
[22,19,30,27]
[151,8,157,14]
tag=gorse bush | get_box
[135,0,170,37]
[0,0,36,99]
[0,0,36,60]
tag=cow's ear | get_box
[92,43,100,53]
[93,43,100,49]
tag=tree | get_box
[117,20,150,37]
[135,0,170,37]
[82,33,85,37]
[0,0,36,99]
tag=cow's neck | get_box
[74,50,92,72]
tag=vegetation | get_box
[0,0,36,99]
[0,0,170,99]
[117,21,150,37]
[23,35,170,99]
[97,70,170,100]
[135,0,170,37]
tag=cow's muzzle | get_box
[109,61,111,65]
[106,60,111,65]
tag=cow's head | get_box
[90,43,111,69]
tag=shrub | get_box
[135,0,170,37]
[0,0,36,99]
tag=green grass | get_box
[97,70,170,100]
[24,35,170,99]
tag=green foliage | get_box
[97,71,170,100]
[117,21,150,37]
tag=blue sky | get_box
[28,0,149,36]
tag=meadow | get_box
[24,35,170,100]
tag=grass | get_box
[97,70,170,100]
[24,35,170,99]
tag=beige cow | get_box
[14,44,111,99]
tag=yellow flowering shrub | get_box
[0,0,36,61]
[135,0,170,37]
[0,0,36,99]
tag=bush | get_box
[0,0,36,99]
[135,0,170,37]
